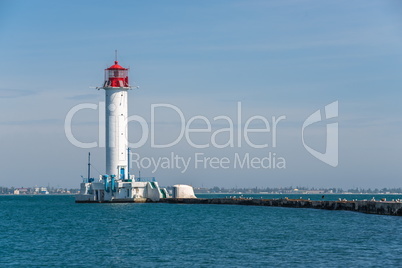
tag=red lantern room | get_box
[103,61,129,88]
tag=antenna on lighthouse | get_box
[115,50,118,62]
[87,152,91,182]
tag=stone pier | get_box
[158,198,402,216]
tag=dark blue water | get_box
[1,195,401,267]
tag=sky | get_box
[0,0,402,189]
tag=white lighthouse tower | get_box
[103,60,129,179]
[75,56,171,203]
[75,56,196,203]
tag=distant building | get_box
[40,187,49,194]
[305,190,324,194]
[14,188,29,195]
[194,188,210,194]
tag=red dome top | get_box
[106,61,127,70]
[104,60,129,88]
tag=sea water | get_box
[0,195,401,267]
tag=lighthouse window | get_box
[108,70,127,78]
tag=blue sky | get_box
[0,0,402,189]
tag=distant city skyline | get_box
[1,0,402,188]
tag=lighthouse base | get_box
[75,177,169,203]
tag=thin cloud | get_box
[0,118,60,126]
[65,94,99,100]
[0,89,37,99]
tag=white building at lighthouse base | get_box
[75,176,169,203]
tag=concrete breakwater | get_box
[159,198,402,216]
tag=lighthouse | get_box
[75,56,175,203]
[103,60,130,179]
